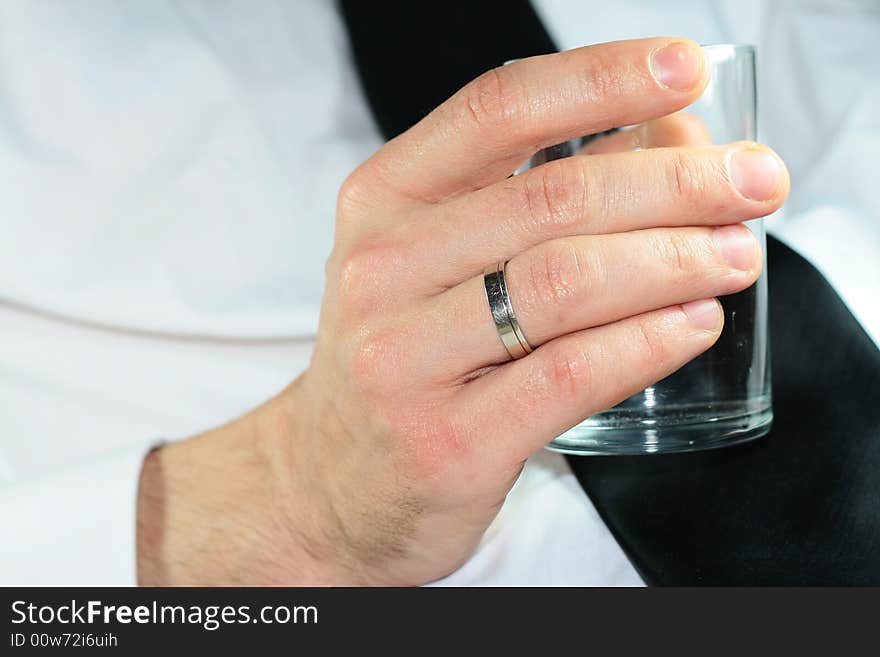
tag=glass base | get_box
[546,402,773,456]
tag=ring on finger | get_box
[483,260,534,361]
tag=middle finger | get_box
[403,142,787,292]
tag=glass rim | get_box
[700,43,756,53]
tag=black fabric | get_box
[339,0,555,140]
[568,238,880,585]
[338,1,880,585]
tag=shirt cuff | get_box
[0,441,155,585]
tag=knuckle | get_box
[335,249,376,308]
[633,315,672,367]
[333,241,398,315]
[336,165,374,221]
[346,324,406,392]
[539,342,594,401]
[520,159,588,234]
[454,65,526,133]
[525,241,588,312]
[577,48,629,105]
[666,151,705,212]
[652,231,704,282]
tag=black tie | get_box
[339,0,880,585]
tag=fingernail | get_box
[713,224,759,271]
[682,298,721,331]
[650,42,704,91]
[729,148,784,201]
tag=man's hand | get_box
[137,38,789,585]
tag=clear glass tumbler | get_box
[537,45,772,454]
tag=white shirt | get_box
[1,0,878,585]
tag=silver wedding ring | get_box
[483,260,534,361]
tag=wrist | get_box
[135,377,345,585]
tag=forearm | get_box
[135,386,332,585]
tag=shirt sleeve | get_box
[0,442,155,585]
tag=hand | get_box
[137,38,789,585]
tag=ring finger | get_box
[422,222,760,376]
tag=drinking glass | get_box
[529,45,771,454]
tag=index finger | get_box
[361,37,709,203]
